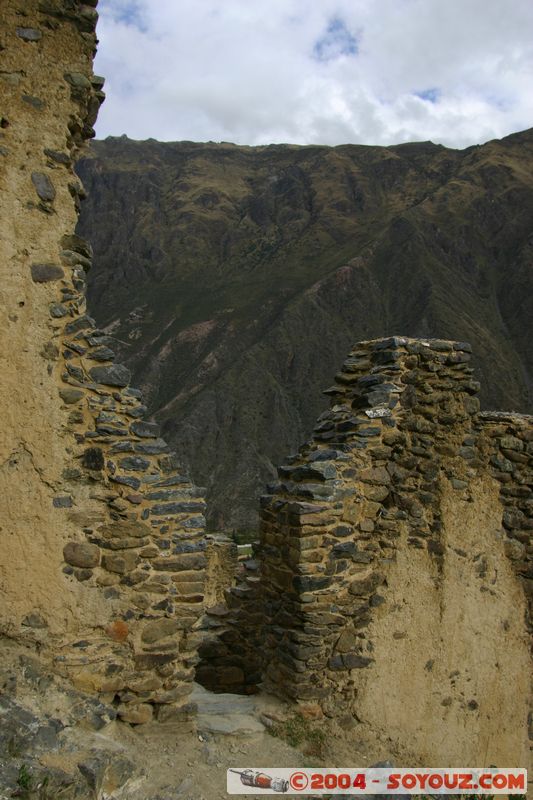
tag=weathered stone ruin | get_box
[1,0,208,727]
[199,337,532,764]
[0,0,531,776]
[259,336,532,764]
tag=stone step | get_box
[191,684,265,735]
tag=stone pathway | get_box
[191,684,265,735]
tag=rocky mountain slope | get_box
[76,129,533,532]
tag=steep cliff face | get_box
[77,131,533,532]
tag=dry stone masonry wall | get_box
[197,539,264,695]
[55,308,209,724]
[1,0,208,726]
[197,337,531,761]
[257,336,532,763]
[261,337,477,702]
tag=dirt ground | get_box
[104,706,399,799]
[0,639,405,800]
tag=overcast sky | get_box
[93,0,533,149]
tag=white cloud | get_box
[93,0,533,148]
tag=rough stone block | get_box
[31,171,55,201]
[134,652,178,670]
[117,702,153,724]
[141,618,183,644]
[59,387,84,404]
[135,438,170,454]
[16,27,42,41]
[155,701,197,725]
[63,541,100,568]
[31,263,64,282]
[131,420,160,438]
[359,466,391,484]
[153,553,207,572]
[102,552,139,574]
[53,495,72,508]
[98,520,151,539]
[342,652,374,669]
[89,364,131,387]
[348,569,382,596]
[119,456,150,471]
[151,501,205,516]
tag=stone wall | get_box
[54,316,208,723]
[0,0,207,725]
[196,539,264,694]
[257,337,531,764]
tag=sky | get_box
[93,0,533,149]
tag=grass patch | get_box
[17,764,33,792]
[268,713,327,758]
[14,765,74,799]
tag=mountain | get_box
[76,129,533,533]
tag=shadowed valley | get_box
[77,130,533,532]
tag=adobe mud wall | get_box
[259,337,532,765]
[0,0,208,725]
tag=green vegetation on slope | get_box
[76,129,533,532]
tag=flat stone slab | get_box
[197,712,265,735]
[191,684,265,735]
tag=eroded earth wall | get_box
[0,0,207,725]
[257,337,532,765]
